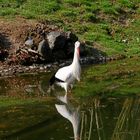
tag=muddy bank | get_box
[0,18,127,78]
[0,57,96,77]
[0,55,127,78]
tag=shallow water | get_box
[0,72,140,140]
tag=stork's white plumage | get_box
[49,41,81,93]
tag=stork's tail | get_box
[49,73,65,86]
[48,73,66,93]
[49,73,56,86]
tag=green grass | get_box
[0,96,53,106]
[0,96,50,107]
[0,0,140,57]
[74,57,140,97]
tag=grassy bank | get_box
[0,0,140,57]
[74,56,140,97]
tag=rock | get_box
[37,39,51,58]
[46,31,79,60]
[24,37,33,46]
[39,66,44,70]
[79,42,86,56]
[47,31,66,50]
[1,20,82,65]
[66,31,78,43]
[63,31,78,57]
[0,49,9,61]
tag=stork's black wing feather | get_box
[49,73,65,86]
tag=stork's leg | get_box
[51,85,55,90]
[47,85,55,93]
[47,86,51,93]
[68,84,73,93]
[70,84,73,89]
[57,93,68,104]
[64,83,68,94]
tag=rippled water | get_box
[0,72,140,140]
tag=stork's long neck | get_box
[71,47,80,67]
[71,47,81,81]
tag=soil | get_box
[0,17,56,77]
[0,17,38,53]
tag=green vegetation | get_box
[0,96,50,107]
[74,57,140,96]
[0,0,140,57]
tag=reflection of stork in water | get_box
[48,41,81,94]
[55,94,81,140]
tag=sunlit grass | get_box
[74,57,140,97]
[0,96,48,107]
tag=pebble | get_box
[25,67,30,71]
[29,66,34,69]
[4,69,8,72]
[44,65,47,69]
[47,64,52,68]
[0,56,126,78]
[39,67,44,70]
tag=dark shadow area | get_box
[0,33,11,61]
[88,47,107,58]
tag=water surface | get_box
[0,72,140,140]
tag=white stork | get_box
[49,41,81,93]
